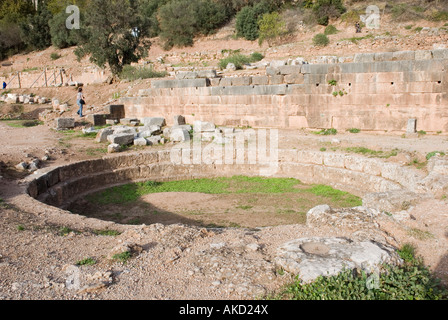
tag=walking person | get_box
[76,87,85,117]
[2,81,6,90]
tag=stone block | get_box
[284,73,305,84]
[55,118,75,130]
[120,118,139,125]
[86,114,107,126]
[392,51,415,61]
[269,75,284,85]
[266,67,280,76]
[374,52,394,62]
[107,133,135,145]
[415,50,433,60]
[174,115,186,126]
[251,76,269,86]
[278,65,302,75]
[210,78,221,86]
[151,79,209,88]
[219,78,232,87]
[354,53,375,63]
[197,70,217,78]
[194,120,215,132]
[231,77,251,86]
[175,71,198,79]
[104,105,125,120]
[134,137,148,146]
[147,135,162,145]
[142,117,166,127]
[108,144,120,153]
[270,60,287,67]
[406,119,417,133]
[106,119,118,125]
[432,49,448,59]
[170,128,191,142]
[95,128,114,143]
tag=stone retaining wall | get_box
[123,49,448,132]
[27,148,437,211]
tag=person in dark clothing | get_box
[2,81,6,89]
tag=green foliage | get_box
[313,128,337,135]
[312,0,346,26]
[50,52,61,60]
[112,251,131,264]
[119,65,168,81]
[346,147,399,159]
[236,6,261,41]
[49,11,80,49]
[75,0,152,75]
[398,243,419,264]
[258,12,286,46]
[76,257,96,266]
[250,52,264,62]
[426,151,446,160]
[19,1,52,50]
[94,229,122,236]
[429,11,448,21]
[324,24,338,35]
[328,79,337,86]
[417,130,427,135]
[218,53,254,70]
[312,33,329,46]
[193,0,229,36]
[277,261,447,300]
[348,128,360,133]
[0,0,35,24]
[305,184,362,207]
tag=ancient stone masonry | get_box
[122,49,448,132]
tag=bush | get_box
[218,53,251,70]
[119,65,168,81]
[49,11,79,49]
[19,2,52,50]
[218,52,264,70]
[324,25,338,35]
[312,33,329,46]
[258,11,287,46]
[426,151,446,160]
[236,6,260,40]
[313,0,346,26]
[50,52,61,60]
[276,244,448,300]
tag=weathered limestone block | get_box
[231,77,251,86]
[251,76,269,86]
[297,150,323,165]
[219,78,232,87]
[86,114,107,126]
[151,79,209,89]
[354,52,375,63]
[133,137,148,146]
[432,49,448,59]
[266,67,280,76]
[278,65,302,75]
[415,50,433,60]
[275,236,399,283]
[147,135,162,145]
[107,143,120,153]
[107,133,134,145]
[170,128,190,142]
[268,75,284,85]
[406,119,417,133]
[427,156,448,175]
[193,120,215,132]
[120,118,139,125]
[175,71,198,80]
[197,70,217,78]
[269,60,287,67]
[392,51,415,61]
[174,115,186,126]
[284,73,304,84]
[323,153,346,168]
[104,105,125,120]
[55,118,75,130]
[362,190,430,213]
[142,117,166,127]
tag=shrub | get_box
[426,151,446,160]
[49,11,80,49]
[429,10,448,22]
[348,128,360,133]
[258,11,286,46]
[236,6,261,40]
[276,244,448,300]
[19,1,52,50]
[119,65,168,81]
[324,25,338,35]
[250,52,264,62]
[50,52,61,60]
[313,0,346,26]
[312,33,329,46]
[218,53,251,70]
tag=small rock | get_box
[107,143,121,153]
[16,162,28,171]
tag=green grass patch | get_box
[85,147,108,156]
[347,128,360,133]
[58,226,80,236]
[324,25,338,35]
[218,52,263,70]
[343,34,374,44]
[119,65,168,81]
[1,120,43,128]
[22,67,39,73]
[303,185,362,207]
[87,176,361,212]
[426,151,445,160]
[273,244,447,300]
[345,147,398,159]
[313,128,337,135]
[112,251,131,264]
[17,225,25,231]
[76,257,97,266]
[50,52,61,60]
[93,229,121,236]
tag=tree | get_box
[49,11,80,49]
[235,1,273,41]
[19,1,52,50]
[0,0,35,23]
[258,12,286,46]
[158,0,197,50]
[313,0,346,26]
[75,0,152,75]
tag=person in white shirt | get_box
[76,87,85,117]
